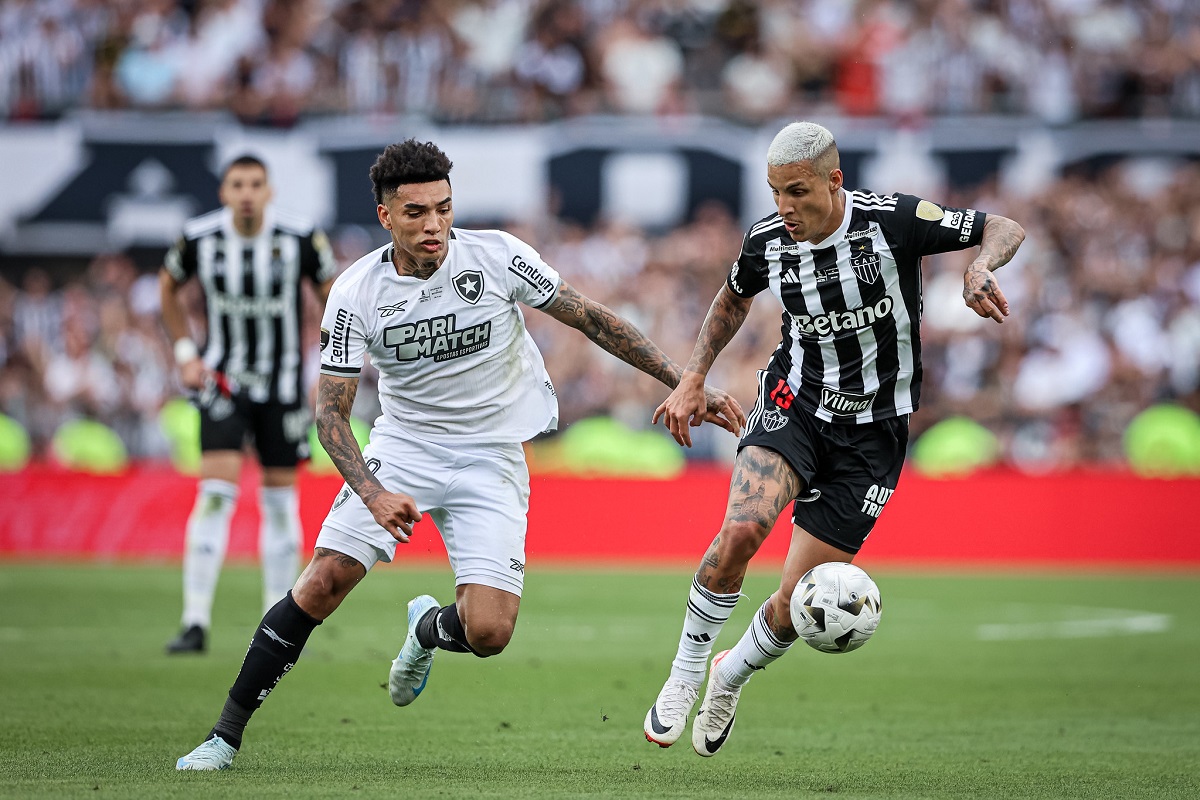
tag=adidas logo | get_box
[687,632,713,643]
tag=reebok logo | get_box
[377,301,408,317]
[261,625,294,648]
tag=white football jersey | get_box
[319,228,561,444]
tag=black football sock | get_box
[415,603,479,656]
[209,591,320,749]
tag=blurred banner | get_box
[3,113,1200,256]
[1,464,1196,567]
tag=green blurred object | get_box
[51,419,128,474]
[558,416,684,478]
[0,413,31,471]
[1124,403,1200,478]
[158,397,200,473]
[911,416,999,478]
[308,416,372,473]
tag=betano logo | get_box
[792,296,894,338]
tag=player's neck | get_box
[233,215,264,238]
[391,247,443,281]
[807,188,846,244]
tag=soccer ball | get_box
[789,562,882,654]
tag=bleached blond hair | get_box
[766,122,839,176]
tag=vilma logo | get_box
[453,270,484,304]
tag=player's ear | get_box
[377,203,392,231]
[828,168,843,193]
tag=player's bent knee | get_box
[466,622,514,657]
[719,519,772,560]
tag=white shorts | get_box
[315,431,530,596]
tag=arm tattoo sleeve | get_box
[972,215,1025,273]
[316,374,385,505]
[544,282,682,388]
[684,285,753,376]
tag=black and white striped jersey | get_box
[164,206,337,405]
[729,190,986,424]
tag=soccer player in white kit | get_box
[176,139,746,770]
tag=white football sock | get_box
[669,577,740,685]
[716,598,794,688]
[259,485,301,616]
[181,479,239,629]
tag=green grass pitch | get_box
[1,562,1198,799]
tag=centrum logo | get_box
[793,296,894,337]
[383,313,491,362]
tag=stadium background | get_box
[0,0,1198,567]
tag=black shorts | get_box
[198,389,311,468]
[738,370,909,554]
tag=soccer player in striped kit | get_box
[644,121,1026,756]
[161,155,337,654]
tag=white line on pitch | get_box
[977,608,1171,641]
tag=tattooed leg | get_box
[695,446,802,594]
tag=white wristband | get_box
[174,337,199,365]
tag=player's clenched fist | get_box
[367,491,422,543]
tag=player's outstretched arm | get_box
[653,285,754,447]
[963,214,1025,323]
[315,374,421,542]
[540,281,745,443]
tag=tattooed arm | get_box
[652,284,754,447]
[541,281,745,441]
[315,373,420,542]
[963,214,1025,324]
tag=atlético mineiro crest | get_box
[453,270,484,304]
[850,240,881,284]
[762,408,788,432]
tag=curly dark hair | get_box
[369,139,453,205]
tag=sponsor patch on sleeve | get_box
[916,200,945,221]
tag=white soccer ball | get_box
[790,562,882,654]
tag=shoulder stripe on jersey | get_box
[852,191,897,204]
[320,364,361,376]
[750,216,784,237]
[851,194,898,212]
[273,209,315,236]
[182,209,224,239]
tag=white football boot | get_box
[175,735,237,771]
[691,650,741,757]
[644,676,701,747]
[388,595,439,707]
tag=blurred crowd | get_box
[2,0,1200,125]
[1,159,1198,472]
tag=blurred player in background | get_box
[644,121,1025,756]
[161,155,337,654]
[174,138,745,770]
